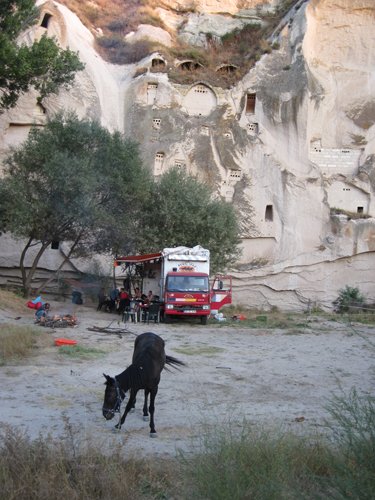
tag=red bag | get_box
[27,301,42,310]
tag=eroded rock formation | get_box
[0,0,374,310]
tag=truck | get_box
[114,245,232,324]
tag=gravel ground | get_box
[0,300,374,457]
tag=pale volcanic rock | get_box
[0,0,375,311]
[125,25,173,47]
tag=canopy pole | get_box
[113,257,117,289]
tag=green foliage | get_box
[333,285,365,313]
[1,110,150,297]
[133,167,242,275]
[58,344,106,359]
[0,0,84,111]
[220,22,262,45]
[318,389,375,499]
[80,259,113,302]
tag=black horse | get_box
[102,332,185,437]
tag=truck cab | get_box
[164,272,211,324]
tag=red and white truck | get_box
[115,245,232,324]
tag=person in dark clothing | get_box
[98,288,111,311]
[118,288,130,315]
[109,288,120,311]
[36,303,50,320]
[72,291,83,304]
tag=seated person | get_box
[133,287,142,300]
[98,288,111,311]
[118,288,130,313]
[36,303,50,320]
[72,291,83,304]
[144,290,155,303]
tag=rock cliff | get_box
[0,0,374,310]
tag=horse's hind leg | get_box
[142,390,149,421]
[129,390,136,413]
[149,387,158,437]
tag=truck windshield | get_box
[167,276,209,293]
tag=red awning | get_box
[115,252,162,265]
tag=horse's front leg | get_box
[115,391,137,429]
[149,386,158,438]
[142,390,149,421]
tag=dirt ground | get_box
[0,297,374,458]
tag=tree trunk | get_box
[20,237,32,294]
[35,231,84,298]
[21,239,51,299]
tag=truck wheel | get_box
[165,314,171,324]
[201,315,207,325]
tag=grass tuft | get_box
[58,344,107,359]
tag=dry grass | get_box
[0,420,181,500]
[0,289,30,315]
[0,323,53,363]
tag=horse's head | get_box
[102,373,121,420]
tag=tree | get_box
[0,0,84,111]
[1,110,151,297]
[133,167,242,274]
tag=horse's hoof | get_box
[111,427,120,434]
[143,416,149,422]
[150,433,158,438]
[129,408,135,413]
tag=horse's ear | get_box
[103,373,110,381]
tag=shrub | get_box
[180,419,328,499]
[317,389,375,499]
[333,285,365,313]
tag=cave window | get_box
[147,83,158,104]
[265,205,273,221]
[229,170,241,180]
[194,85,208,94]
[51,241,59,250]
[178,61,203,71]
[41,13,52,28]
[217,64,237,73]
[246,93,256,114]
[247,123,258,133]
[154,153,164,175]
[174,159,184,168]
[357,207,364,214]
[152,118,161,129]
[152,58,165,68]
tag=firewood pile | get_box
[36,314,78,328]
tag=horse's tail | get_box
[165,355,186,371]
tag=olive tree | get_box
[133,167,242,274]
[1,111,151,297]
